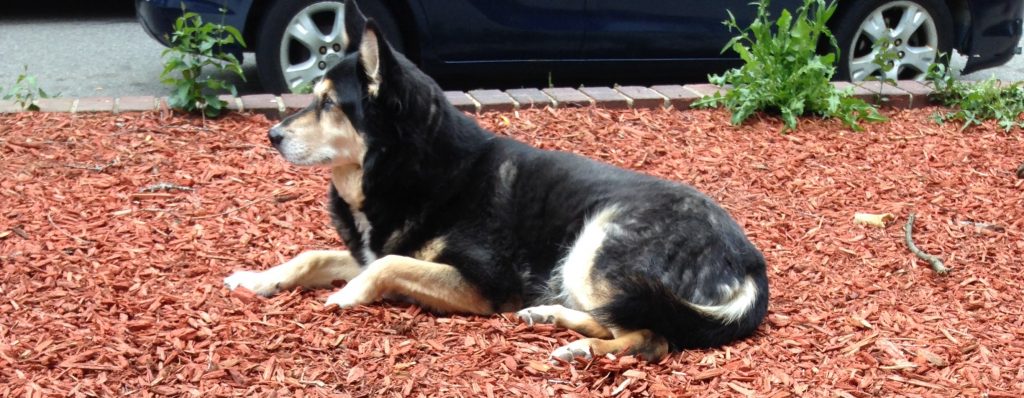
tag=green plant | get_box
[926,62,1024,131]
[693,0,886,132]
[2,65,58,111]
[160,5,246,118]
[864,37,900,102]
[293,81,314,95]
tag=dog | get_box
[225,0,768,363]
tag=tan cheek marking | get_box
[288,109,322,144]
[313,79,333,97]
[322,110,366,163]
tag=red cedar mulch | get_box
[1,106,1022,398]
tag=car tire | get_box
[255,0,405,94]
[832,0,953,82]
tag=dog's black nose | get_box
[268,127,285,146]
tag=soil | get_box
[1,107,1022,397]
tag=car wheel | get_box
[833,0,952,82]
[256,0,404,94]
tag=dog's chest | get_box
[351,210,378,264]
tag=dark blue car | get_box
[136,0,1023,93]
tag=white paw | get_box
[551,340,593,364]
[223,270,281,297]
[516,305,559,326]
[324,281,373,309]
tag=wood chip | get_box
[2,108,1021,396]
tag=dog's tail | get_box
[594,271,768,350]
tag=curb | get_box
[0,81,939,119]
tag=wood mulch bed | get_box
[1,107,1022,397]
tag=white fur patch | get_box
[558,207,617,310]
[689,276,759,324]
[517,304,589,326]
[551,339,594,363]
[352,210,377,263]
[223,270,281,297]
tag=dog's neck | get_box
[331,164,365,210]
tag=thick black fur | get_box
[312,2,768,351]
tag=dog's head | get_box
[267,15,399,168]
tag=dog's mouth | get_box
[267,125,328,166]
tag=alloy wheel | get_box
[279,1,346,92]
[847,1,939,81]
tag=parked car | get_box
[136,0,1023,93]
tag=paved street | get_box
[1,3,1021,98]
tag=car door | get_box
[581,0,802,60]
[414,0,586,62]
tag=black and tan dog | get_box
[226,1,768,363]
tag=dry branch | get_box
[904,212,949,275]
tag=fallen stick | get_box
[141,182,194,193]
[904,212,950,275]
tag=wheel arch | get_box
[827,0,965,52]
[244,0,422,63]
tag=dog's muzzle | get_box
[268,127,285,148]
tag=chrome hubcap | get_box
[849,1,939,81]
[279,1,346,92]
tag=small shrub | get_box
[2,65,58,111]
[693,0,886,132]
[160,6,246,118]
[926,62,1024,131]
[864,37,900,102]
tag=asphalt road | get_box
[1,3,1021,98]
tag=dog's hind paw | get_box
[516,306,559,326]
[224,270,281,297]
[551,340,593,364]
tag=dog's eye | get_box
[320,97,334,110]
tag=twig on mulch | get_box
[904,212,949,275]
[46,213,92,246]
[66,159,118,173]
[189,198,268,220]
[957,220,1005,233]
[140,182,194,193]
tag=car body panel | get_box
[961,0,1023,74]
[135,0,252,59]
[580,0,802,59]
[136,0,1023,88]
[412,0,585,62]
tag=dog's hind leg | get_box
[517,305,613,339]
[224,250,363,297]
[552,329,669,363]
[324,255,494,315]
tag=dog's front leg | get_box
[224,250,363,296]
[325,255,493,315]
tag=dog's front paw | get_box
[324,282,373,309]
[224,270,281,297]
[323,289,361,309]
[551,340,594,364]
[516,306,558,326]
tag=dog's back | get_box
[438,137,769,355]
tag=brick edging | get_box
[0,81,939,118]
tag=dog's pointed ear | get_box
[343,0,368,53]
[359,22,388,97]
